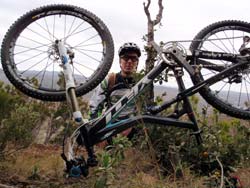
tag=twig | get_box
[215,155,224,188]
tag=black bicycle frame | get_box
[78,46,250,150]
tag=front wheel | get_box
[1,4,114,101]
[190,20,250,119]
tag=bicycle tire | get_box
[190,20,250,119]
[1,4,114,101]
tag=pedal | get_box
[69,165,87,177]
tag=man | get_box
[89,42,141,123]
[86,42,141,166]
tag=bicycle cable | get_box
[61,107,73,158]
[167,36,243,44]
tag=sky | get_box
[0,0,250,76]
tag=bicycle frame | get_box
[65,41,250,158]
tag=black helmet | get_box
[118,42,141,57]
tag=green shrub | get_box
[0,105,40,156]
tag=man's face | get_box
[119,52,139,75]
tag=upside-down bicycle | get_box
[1,5,250,179]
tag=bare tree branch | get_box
[143,0,152,23]
[143,0,164,103]
[153,0,164,25]
[143,0,164,44]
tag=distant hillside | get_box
[0,68,86,89]
[153,85,209,110]
[0,68,204,103]
[1,68,249,112]
[0,68,178,98]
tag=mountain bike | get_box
[1,4,250,179]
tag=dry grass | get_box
[0,144,249,188]
[95,148,207,188]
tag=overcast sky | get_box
[1,0,250,72]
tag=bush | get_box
[0,104,40,157]
[134,94,250,179]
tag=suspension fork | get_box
[56,40,94,160]
[57,40,83,123]
[173,67,202,145]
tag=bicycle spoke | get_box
[226,30,237,54]
[14,43,50,55]
[35,21,56,42]
[207,39,227,53]
[53,15,56,41]
[73,61,96,72]
[39,59,51,88]
[16,51,46,65]
[245,75,250,84]
[75,48,103,54]
[73,34,100,48]
[20,56,48,74]
[215,79,228,95]
[64,20,85,39]
[226,83,232,101]
[215,33,231,53]
[34,61,52,79]
[72,65,90,80]
[66,26,93,40]
[244,78,250,106]
[26,27,52,42]
[64,15,67,39]
[44,17,54,41]
[40,61,50,85]
[66,16,77,37]
[19,35,50,46]
[237,80,243,106]
[74,48,102,64]
[52,62,55,89]
[78,42,102,47]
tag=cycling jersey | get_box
[89,72,136,120]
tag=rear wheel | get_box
[190,20,250,119]
[1,4,114,101]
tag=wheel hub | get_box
[47,43,60,62]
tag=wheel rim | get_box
[194,24,250,111]
[8,8,108,96]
